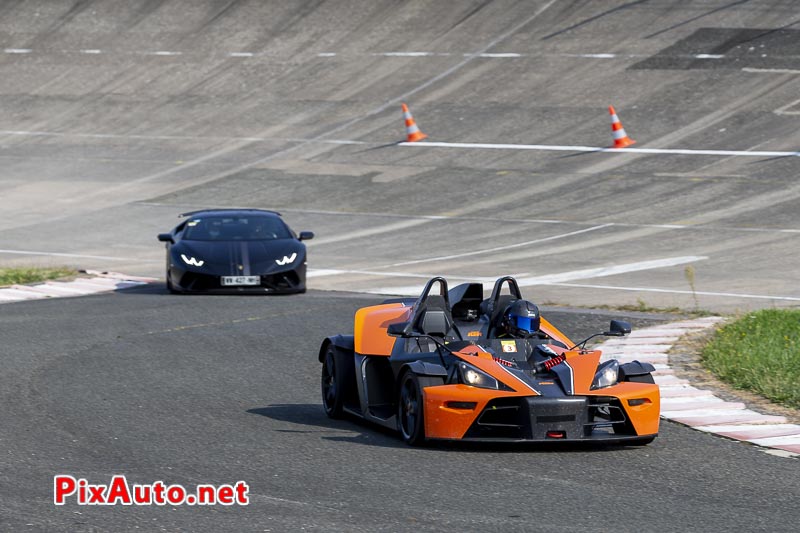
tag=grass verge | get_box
[0,267,78,287]
[702,309,800,409]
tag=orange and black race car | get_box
[319,276,660,446]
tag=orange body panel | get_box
[353,304,410,356]
[565,350,602,393]
[539,317,574,348]
[424,385,520,440]
[422,345,660,440]
[587,381,661,435]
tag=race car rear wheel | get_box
[321,346,346,419]
[398,373,442,446]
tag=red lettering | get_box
[166,485,185,505]
[78,479,87,503]
[217,485,234,505]
[235,482,249,505]
[133,485,151,504]
[87,485,106,504]
[197,485,215,505]
[152,481,166,505]
[53,477,252,507]
[54,476,77,505]
[106,476,132,505]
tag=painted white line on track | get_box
[381,224,612,268]
[774,98,800,116]
[375,52,435,57]
[353,256,706,296]
[310,269,450,280]
[310,218,431,246]
[274,206,800,236]
[229,52,254,57]
[306,269,345,278]
[547,281,800,302]
[4,48,32,54]
[567,53,616,58]
[477,53,521,58]
[149,51,182,56]
[743,67,800,75]
[312,257,799,303]
[0,129,367,146]
[514,256,706,286]
[286,138,366,145]
[307,269,516,283]
[0,249,134,261]
[80,49,102,54]
[399,141,800,158]
[317,53,336,57]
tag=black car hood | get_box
[171,239,305,275]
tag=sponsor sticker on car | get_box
[501,340,517,353]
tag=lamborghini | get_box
[319,276,659,445]
[157,209,313,294]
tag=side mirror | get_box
[157,233,173,243]
[606,320,632,337]
[299,231,314,241]
[387,322,411,337]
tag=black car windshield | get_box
[182,215,292,241]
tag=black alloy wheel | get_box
[398,373,442,446]
[321,346,344,418]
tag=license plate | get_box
[221,276,260,286]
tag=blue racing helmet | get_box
[502,300,541,338]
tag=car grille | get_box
[178,270,302,291]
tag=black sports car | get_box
[157,209,313,294]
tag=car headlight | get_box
[457,361,503,390]
[275,252,297,266]
[180,254,204,267]
[591,360,619,390]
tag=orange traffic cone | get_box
[401,103,427,142]
[609,105,635,148]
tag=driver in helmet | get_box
[497,299,565,345]
[498,300,541,339]
[492,300,566,359]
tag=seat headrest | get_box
[420,310,448,338]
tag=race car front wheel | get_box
[321,346,346,419]
[398,372,442,446]
[166,272,179,294]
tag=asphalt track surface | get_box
[1,1,800,531]
[1,287,798,532]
